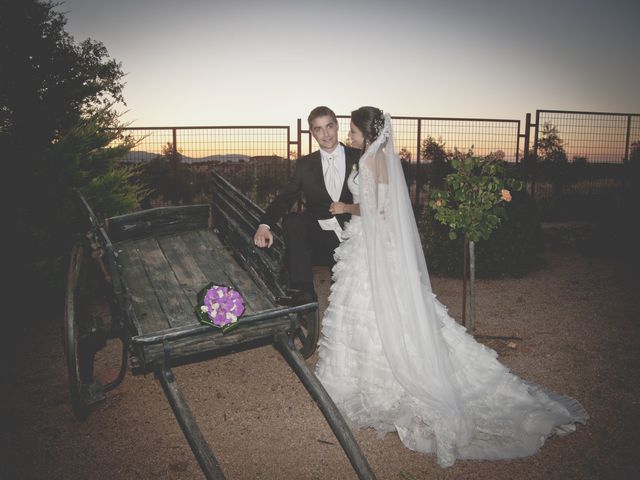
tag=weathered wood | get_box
[107,204,209,242]
[133,303,317,346]
[156,364,226,480]
[71,184,370,480]
[75,191,101,230]
[135,317,292,373]
[213,206,284,299]
[210,171,265,226]
[275,334,377,480]
[195,230,274,313]
[211,170,285,260]
[157,234,209,307]
[134,237,195,328]
[115,242,171,334]
[63,243,86,419]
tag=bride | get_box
[314,106,588,468]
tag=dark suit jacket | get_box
[261,144,361,228]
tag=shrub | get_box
[421,189,543,278]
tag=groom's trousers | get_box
[281,212,341,293]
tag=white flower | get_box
[228,314,238,323]
[200,305,209,313]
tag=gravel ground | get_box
[2,240,639,480]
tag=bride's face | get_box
[348,121,365,150]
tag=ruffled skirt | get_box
[315,217,588,467]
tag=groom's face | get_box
[310,115,339,152]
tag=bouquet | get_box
[195,283,245,333]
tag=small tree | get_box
[422,136,450,186]
[536,123,568,199]
[429,155,523,334]
[399,147,412,184]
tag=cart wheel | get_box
[292,309,320,359]
[63,243,106,419]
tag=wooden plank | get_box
[178,230,233,287]
[116,242,171,334]
[193,230,274,314]
[211,171,286,257]
[135,237,195,328]
[137,317,291,371]
[211,171,264,220]
[213,208,285,299]
[107,204,209,243]
[157,234,209,307]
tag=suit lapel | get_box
[340,145,360,200]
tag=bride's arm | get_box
[329,202,360,216]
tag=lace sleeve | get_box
[361,146,390,215]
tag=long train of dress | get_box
[315,176,587,468]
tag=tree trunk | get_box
[469,239,476,335]
[462,234,469,327]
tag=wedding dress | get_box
[315,113,587,468]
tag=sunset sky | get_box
[55,0,640,128]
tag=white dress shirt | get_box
[318,144,346,240]
[320,145,346,201]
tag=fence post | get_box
[624,114,632,163]
[415,118,422,207]
[297,118,302,160]
[172,128,178,158]
[530,111,540,198]
[171,128,178,205]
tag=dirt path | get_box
[3,245,639,479]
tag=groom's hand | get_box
[254,224,273,248]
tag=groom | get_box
[253,106,360,305]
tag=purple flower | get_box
[202,285,245,327]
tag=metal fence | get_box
[530,110,640,200]
[302,115,521,206]
[302,115,521,163]
[119,110,638,214]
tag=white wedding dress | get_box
[315,114,587,468]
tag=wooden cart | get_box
[63,171,376,479]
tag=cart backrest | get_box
[210,170,285,299]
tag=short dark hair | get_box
[308,106,337,127]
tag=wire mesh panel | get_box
[533,110,640,199]
[536,110,639,163]
[302,115,520,163]
[120,126,291,208]
[124,128,174,163]
[300,114,520,207]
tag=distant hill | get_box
[124,151,252,164]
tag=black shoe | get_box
[276,290,317,306]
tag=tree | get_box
[140,142,203,206]
[421,136,450,186]
[429,155,523,334]
[536,123,568,198]
[398,147,411,184]
[1,0,146,303]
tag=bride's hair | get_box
[351,106,384,150]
